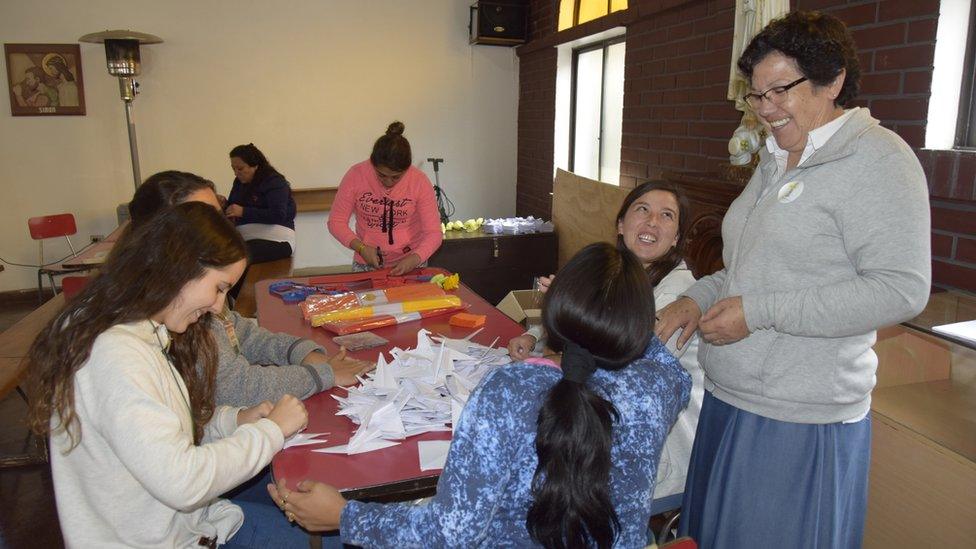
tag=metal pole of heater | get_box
[123,99,141,190]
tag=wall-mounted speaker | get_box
[469,2,527,46]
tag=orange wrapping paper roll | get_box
[310,295,463,327]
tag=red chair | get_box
[659,537,697,549]
[60,275,91,301]
[28,213,93,302]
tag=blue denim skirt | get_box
[678,391,871,549]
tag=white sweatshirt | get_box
[50,320,284,548]
[649,261,703,499]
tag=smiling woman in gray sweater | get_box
[657,12,930,548]
[128,170,374,408]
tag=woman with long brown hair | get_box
[509,181,705,505]
[26,202,309,548]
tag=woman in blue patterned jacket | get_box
[270,242,691,548]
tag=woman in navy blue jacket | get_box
[226,143,297,300]
[226,143,297,264]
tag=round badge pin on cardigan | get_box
[778,180,804,203]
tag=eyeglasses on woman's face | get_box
[743,77,808,109]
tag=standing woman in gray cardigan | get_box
[656,11,931,548]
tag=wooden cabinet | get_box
[428,231,557,305]
[865,309,976,548]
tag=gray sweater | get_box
[684,108,930,424]
[210,310,335,407]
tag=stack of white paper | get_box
[318,329,510,455]
[482,216,554,235]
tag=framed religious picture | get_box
[5,43,86,116]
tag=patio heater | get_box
[78,30,163,192]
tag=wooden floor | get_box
[0,300,63,549]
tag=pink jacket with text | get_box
[328,160,443,264]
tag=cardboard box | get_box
[496,290,542,328]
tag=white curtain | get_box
[727,0,790,112]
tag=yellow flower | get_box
[442,273,460,290]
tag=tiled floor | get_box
[0,301,64,549]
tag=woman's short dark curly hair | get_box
[737,10,860,107]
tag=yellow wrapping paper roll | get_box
[310,295,463,327]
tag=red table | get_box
[259,269,525,501]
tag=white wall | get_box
[0,0,518,291]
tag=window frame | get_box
[560,0,621,30]
[955,2,976,149]
[568,35,625,181]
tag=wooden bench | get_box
[0,294,65,394]
[0,294,64,467]
[233,257,294,318]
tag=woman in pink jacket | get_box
[328,121,443,275]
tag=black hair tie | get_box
[561,341,597,384]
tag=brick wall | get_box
[516,0,976,293]
[619,0,738,186]
[516,0,558,219]
[517,46,558,218]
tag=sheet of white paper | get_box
[283,432,330,449]
[932,319,976,344]
[313,439,401,455]
[373,353,397,390]
[418,440,451,471]
[450,399,464,433]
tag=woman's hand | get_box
[326,347,376,386]
[535,274,554,294]
[357,243,381,268]
[699,296,750,345]
[269,478,346,532]
[654,297,702,350]
[267,395,308,438]
[237,401,273,426]
[390,253,422,275]
[224,204,244,218]
[507,334,538,361]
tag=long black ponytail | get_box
[526,242,656,548]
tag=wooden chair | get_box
[649,492,685,544]
[28,213,93,303]
[60,275,91,301]
[684,212,724,279]
[233,256,294,318]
